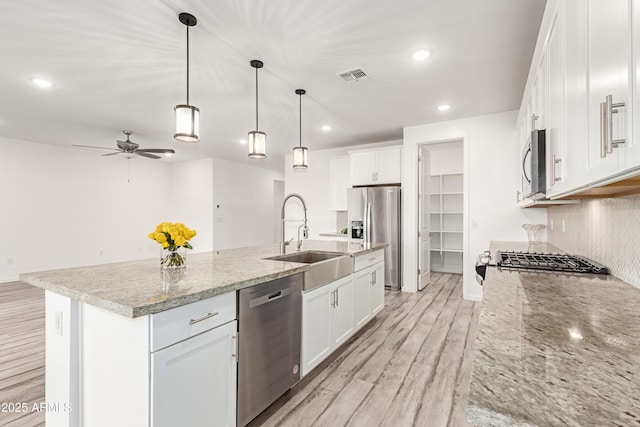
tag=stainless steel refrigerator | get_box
[348,186,401,290]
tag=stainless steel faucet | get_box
[281,193,309,253]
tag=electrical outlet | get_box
[562,219,566,233]
[6,258,13,266]
[217,217,224,223]
[550,219,554,231]
[99,250,103,256]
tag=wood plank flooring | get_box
[0,272,478,427]
[250,272,480,427]
[0,281,45,427]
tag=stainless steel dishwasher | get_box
[237,273,302,426]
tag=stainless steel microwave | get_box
[522,129,546,200]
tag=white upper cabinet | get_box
[546,3,565,194]
[350,146,402,186]
[518,0,640,201]
[560,0,588,194]
[586,0,631,183]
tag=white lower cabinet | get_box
[301,275,354,376]
[353,261,385,326]
[151,320,237,427]
[370,262,385,315]
[353,270,371,328]
[302,252,386,378]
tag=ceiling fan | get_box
[73,130,175,159]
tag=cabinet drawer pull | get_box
[189,311,219,325]
[231,334,238,360]
[369,257,376,261]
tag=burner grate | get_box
[496,251,609,275]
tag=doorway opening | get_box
[418,140,464,290]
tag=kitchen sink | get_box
[265,251,353,291]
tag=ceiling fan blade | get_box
[135,151,161,160]
[136,149,176,154]
[102,151,124,157]
[72,144,119,151]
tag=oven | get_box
[522,129,546,200]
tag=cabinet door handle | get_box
[371,271,376,286]
[607,94,627,151]
[330,290,335,308]
[231,334,238,360]
[551,154,562,183]
[600,101,607,158]
[336,288,339,307]
[189,311,219,325]
[516,190,521,203]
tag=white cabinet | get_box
[353,269,371,328]
[350,146,402,186]
[329,156,349,210]
[301,275,354,376]
[353,250,385,323]
[370,262,385,315]
[586,0,631,183]
[560,0,588,195]
[69,292,238,427]
[546,4,565,194]
[331,276,355,348]
[151,321,237,427]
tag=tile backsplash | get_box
[547,194,640,288]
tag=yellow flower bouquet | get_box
[148,222,197,269]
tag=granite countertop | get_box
[468,241,640,426]
[20,240,387,318]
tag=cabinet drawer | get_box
[151,292,236,352]
[354,249,384,272]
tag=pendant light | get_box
[292,89,308,169]
[174,13,200,143]
[248,60,266,159]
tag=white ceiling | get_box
[0,0,546,170]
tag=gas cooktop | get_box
[496,251,609,275]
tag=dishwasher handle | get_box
[248,286,295,309]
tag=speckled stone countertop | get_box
[20,240,386,318]
[467,241,640,426]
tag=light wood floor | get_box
[250,272,480,427]
[0,281,45,427]
[0,273,478,427]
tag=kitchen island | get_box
[20,240,387,427]
[468,241,640,426]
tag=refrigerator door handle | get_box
[366,202,372,243]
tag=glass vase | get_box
[160,247,187,270]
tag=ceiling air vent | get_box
[338,68,369,82]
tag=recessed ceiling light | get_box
[437,104,451,112]
[29,77,54,88]
[411,49,432,61]
[164,152,173,157]
[239,138,248,145]
[321,125,331,132]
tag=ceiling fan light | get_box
[174,104,200,142]
[293,146,308,169]
[248,131,266,159]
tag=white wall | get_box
[403,111,547,299]
[211,158,284,250]
[0,136,171,282]
[0,136,283,282]
[283,140,402,242]
[168,158,215,253]
[427,141,463,175]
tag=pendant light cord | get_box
[186,25,190,105]
[255,66,259,130]
[299,93,302,148]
